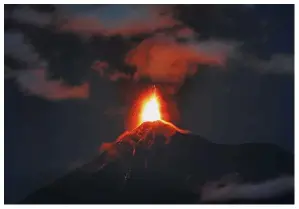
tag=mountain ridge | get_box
[21,121,294,204]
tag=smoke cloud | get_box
[199,175,294,203]
[66,5,241,96]
[232,52,294,75]
[251,54,294,75]
[10,6,53,27]
[92,60,132,82]
[7,68,89,100]
[84,5,240,125]
[5,31,40,65]
[57,5,179,36]
[125,34,238,94]
[5,30,90,101]
[76,5,240,95]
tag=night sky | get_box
[4,4,294,203]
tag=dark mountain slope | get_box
[21,121,294,204]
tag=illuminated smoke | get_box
[126,34,236,94]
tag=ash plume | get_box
[125,34,237,94]
[83,5,240,96]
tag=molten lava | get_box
[99,86,191,160]
[139,89,161,124]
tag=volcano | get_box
[21,121,294,204]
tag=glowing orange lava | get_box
[140,90,161,124]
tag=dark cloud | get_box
[4,4,294,102]
[4,31,40,65]
[231,52,294,75]
[6,68,89,100]
[4,29,91,100]
[11,6,54,27]
[5,55,26,70]
[56,5,179,36]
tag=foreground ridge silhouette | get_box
[21,121,294,204]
